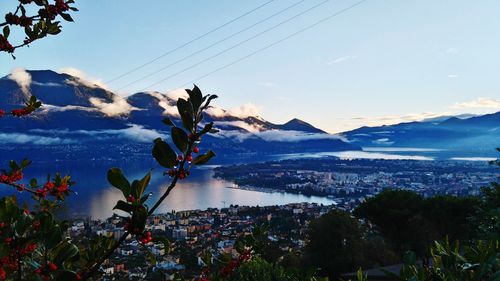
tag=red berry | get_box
[127,195,135,203]
[48,262,57,271]
[193,147,200,153]
[186,154,193,162]
[178,155,184,161]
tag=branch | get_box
[80,152,191,279]
[80,231,129,280]
[0,181,38,195]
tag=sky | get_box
[1,0,500,133]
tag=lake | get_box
[0,148,493,219]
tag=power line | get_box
[180,0,367,88]
[139,0,331,92]
[116,0,306,91]
[105,0,275,84]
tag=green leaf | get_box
[9,160,19,171]
[192,150,216,165]
[53,240,79,264]
[59,13,74,22]
[187,85,203,112]
[29,178,37,188]
[162,118,175,127]
[199,122,214,135]
[140,193,151,204]
[152,138,177,168]
[46,225,63,248]
[202,94,218,110]
[20,158,31,168]
[177,98,193,132]
[171,127,188,152]
[107,168,131,197]
[113,200,133,213]
[130,172,151,199]
[137,172,151,198]
[3,26,10,38]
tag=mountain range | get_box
[0,70,356,164]
[0,69,498,164]
[341,111,499,156]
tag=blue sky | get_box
[1,0,500,133]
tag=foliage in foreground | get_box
[0,86,218,280]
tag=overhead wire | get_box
[115,0,306,91]
[179,0,368,88]
[105,0,275,84]
[139,0,332,92]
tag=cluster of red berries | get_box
[123,218,144,234]
[35,181,69,198]
[166,168,190,180]
[165,146,201,179]
[5,13,32,27]
[34,262,62,281]
[38,0,70,20]
[0,108,35,118]
[0,171,23,185]
[219,250,252,277]
[123,220,153,243]
[0,223,38,280]
[0,35,14,53]
[138,231,152,244]
[11,108,31,117]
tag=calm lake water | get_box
[0,149,493,219]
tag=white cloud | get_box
[59,67,112,92]
[31,81,64,87]
[335,97,500,133]
[0,133,74,145]
[450,97,500,110]
[327,55,357,65]
[214,129,345,143]
[226,103,263,118]
[142,91,179,116]
[29,124,164,143]
[206,103,263,119]
[164,88,188,101]
[90,96,139,117]
[40,104,98,113]
[447,74,459,79]
[445,47,459,55]
[113,124,164,142]
[216,121,264,133]
[205,106,226,117]
[8,68,31,98]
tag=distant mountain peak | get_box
[279,118,326,133]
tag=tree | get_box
[353,190,431,256]
[421,195,480,241]
[1,0,77,58]
[305,210,364,280]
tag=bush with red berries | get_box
[0,85,219,280]
[1,0,77,58]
